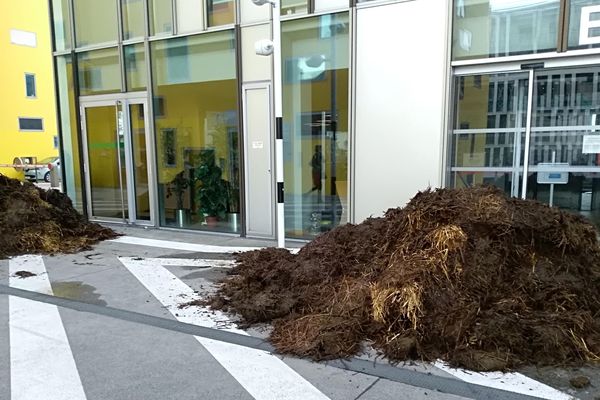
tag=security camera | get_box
[251,0,275,6]
[255,39,274,56]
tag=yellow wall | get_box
[0,0,57,179]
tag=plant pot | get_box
[175,209,190,228]
[205,215,219,227]
[226,212,240,232]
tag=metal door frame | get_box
[80,93,155,226]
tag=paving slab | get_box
[58,306,253,400]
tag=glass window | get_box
[51,0,72,50]
[568,0,600,50]
[207,0,235,27]
[25,74,36,98]
[314,0,348,12]
[73,0,118,47]
[18,118,44,131]
[56,55,84,212]
[149,0,173,36]
[281,13,350,239]
[177,0,204,33]
[77,47,122,95]
[151,31,240,233]
[122,0,146,40]
[452,0,560,60]
[281,0,307,16]
[125,44,147,91]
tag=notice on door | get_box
[582,135,600,154]
[252,141,264,149]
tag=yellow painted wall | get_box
[0,0,58,179]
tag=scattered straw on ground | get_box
[207,186,600,371]
[0,174,118,259]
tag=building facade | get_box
[49,0,600,239]
[1,0,58,179]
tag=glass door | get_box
[524,66,600,224]
[451,66,600,227]
[450,72,530,197]
[81,97,153,225]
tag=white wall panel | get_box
[176,0,204,34]
[240,0,271,24]
[353,0,450,222]
[241,24,272,82]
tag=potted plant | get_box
[226,180,240,232]
[194,149,229,227]
[166,170,191,228]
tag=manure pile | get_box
[0,174,118,259]
[210,186,600,371]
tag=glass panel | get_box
[449,73,529,199]
[452,0,560,61]
[56,55,84,212]
[314,0,348,12]
[151,31,239,233]
[452,132,517,168]
[568,0,600,50]
[454,74,529,130]
[282,13,350,239]
[86,105,128,219]
[51,0,72,50]
[177,0,204,33]
[281,0,307,16]
[78,47,122,95]
[450,171,516,196]
[149,0,173,36]
[122,0,146,40]
[25,74,36,97]
[129,103,151,221]
[240,0,270,24]
[73,0,118,47]
[207,0,235,27]
[527,67,600,226]
[125,44,147,91]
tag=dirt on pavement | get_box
[208,186,600,371]
[0,174,118,259]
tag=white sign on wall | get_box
[10,29,37,47]
[579,5,600,46]
[582,135,600,154]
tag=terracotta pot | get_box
[205,216,219,227]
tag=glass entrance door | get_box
[450,72,530,197]
[81,98,153,225]
[525,67,600,223]
[451,66,600,226]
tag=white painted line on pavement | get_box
[109,236,261,253]
[108,235,302,254]
[433,361,573,400]
[9,255,87,400]
[135,257,236,269]
[119,256,329,400]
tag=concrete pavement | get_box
[0,226,593,400]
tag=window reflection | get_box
[207,0,235,26]
[453,0,560,60]
[282,13,350,239]
[151,32,240,233]
[73,0,118,47]
[568,0,600,50]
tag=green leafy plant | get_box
[194,149,229,219]
[165,170,190,210]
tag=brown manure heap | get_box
[0,174,118,259]
[210,186,600,371]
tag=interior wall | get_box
[353,0,451,222]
